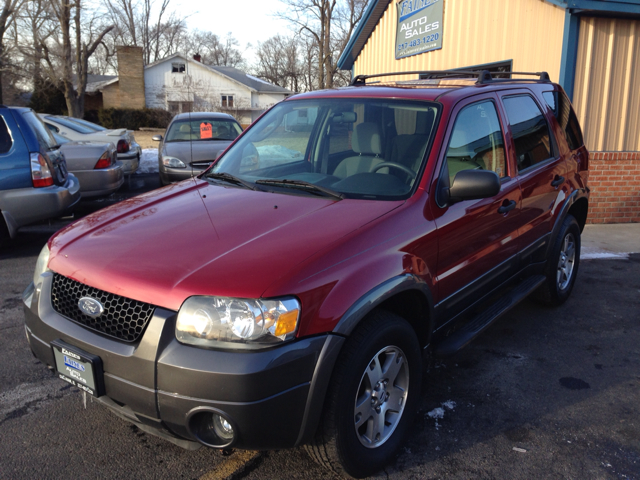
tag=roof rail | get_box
[349,69,551,86]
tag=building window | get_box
[221,95,234,108]
[168,101,193,114]
[172,63,185,73]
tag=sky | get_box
[173,0,294,64]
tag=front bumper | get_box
[0,175,81,238]
[23,274,344,450]
[72,164,124,198]
[159,166,205,185]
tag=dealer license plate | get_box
[51,340,104,397]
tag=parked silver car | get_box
[154,112,242,185]
[40,115,141,175]
[52,133,124,198]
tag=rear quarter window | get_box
[0,116,13,154]
[543,91,584,151]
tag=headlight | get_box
[162,156,186,168]
[176,296,300,350]
[33,244,50,286]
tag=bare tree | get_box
[44,0,113,117]
[182,31,246,68]
[254,35,301,91]
[276,0,366,90]
[0,0,25,103]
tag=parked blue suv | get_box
[0,106,80,245]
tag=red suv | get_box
[24,71,589,478]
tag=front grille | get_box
[50,273,156,342]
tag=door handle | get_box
[551,175,565,187]
[498,200,516,214]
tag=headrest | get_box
[179,124,192,133]
[352,122,382,155]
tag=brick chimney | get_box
[193,53,202,62]
[116,46,145,109]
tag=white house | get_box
[143,53,292,126]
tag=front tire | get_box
[536,214,581,306]
[306,310,422,478]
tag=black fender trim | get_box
[294,334,345,446]
[545,189,580,259]
[332,274,435,340]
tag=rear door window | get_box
[502,95,553,172]
[542,91,584,151]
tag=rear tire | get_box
[535,214,581,306]
[306,310,422,478]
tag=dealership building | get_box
[338,0,640,223]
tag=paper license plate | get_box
[51,340,104,397]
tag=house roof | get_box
[337,0,640,71]
[145,53,292,95]
[76,74,118,93]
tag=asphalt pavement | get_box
[1,178,638,480]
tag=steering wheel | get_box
[369,162,416,179]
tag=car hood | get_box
[48,179,402,311]
[164,140,232,164]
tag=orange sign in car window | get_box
[200,122,212,139]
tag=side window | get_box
[543,91,584,151]
[0,116,13,154]
[444,101,506,184]
[503,95,553,171]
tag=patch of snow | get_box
[136,148,159,174]
[427,407,445,419]
[442,400,457,410]
[582,251,629,260]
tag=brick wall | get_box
[587,152,640,224]
[102,46,146,110]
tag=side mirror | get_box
[447,169,501,204]
[152,135,163,141]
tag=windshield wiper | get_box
[205,172,260,191]
[255,179,344,200]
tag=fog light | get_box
[212,415,234,441]
[188,409,237,448]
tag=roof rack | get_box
[350,69,551,86]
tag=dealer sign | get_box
[395,0,444,60]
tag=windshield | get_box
[166,118,242,142]
[68,117,107,131]
[52,132,70,145]
[211,98,439,200]
[46,116,96,134]
[23,111,58,150]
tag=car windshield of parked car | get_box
[68,117,107,132]
[23,111,58,150]
[46,116,96,134]
[211,98,439,200]
[166,119,242,142]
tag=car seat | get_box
[333,122,385,179]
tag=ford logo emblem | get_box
[78,297,104,318]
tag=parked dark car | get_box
[154,112,242,185]
[0,107,80,246]
[51,133,124,198]
[24,71,589,478]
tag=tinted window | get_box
[503,95,552,171]
[543,91,584,151]
[68,117,107,131]
[0,116,13,154]
[444,101,506,183]
[166,119,242,142]
[23,111,58,150]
